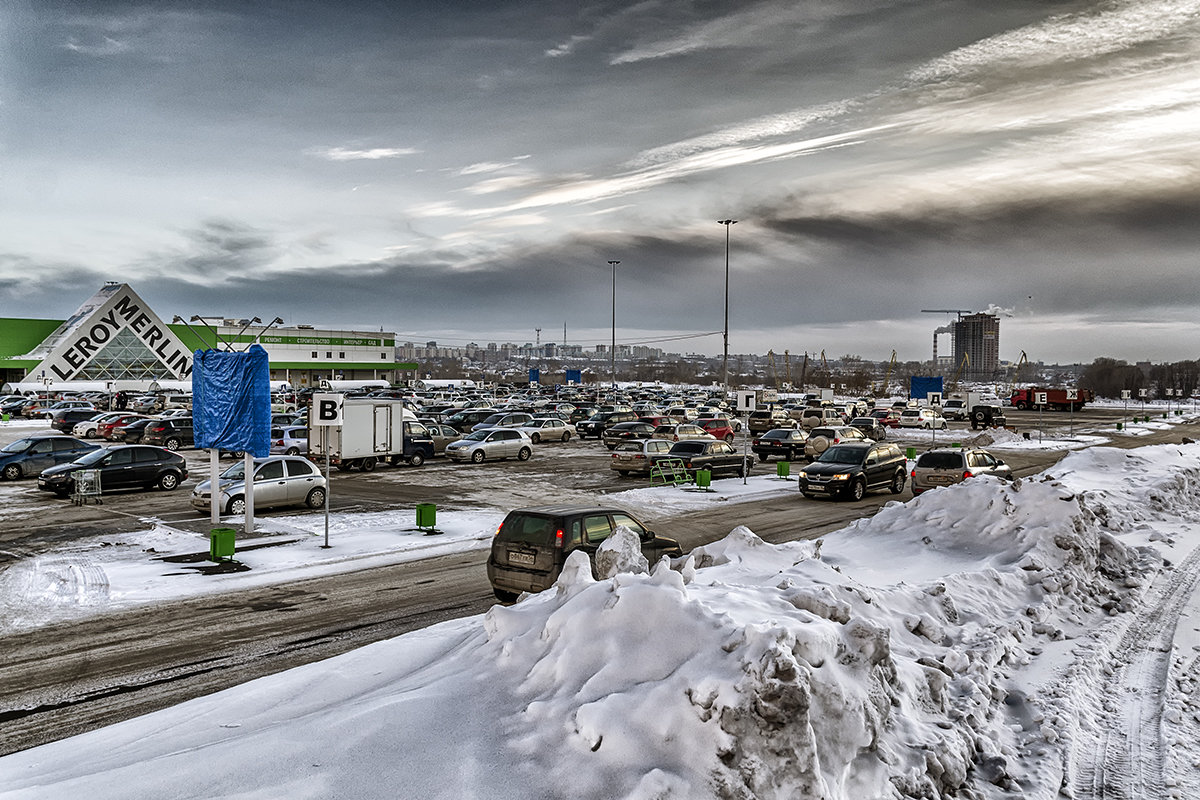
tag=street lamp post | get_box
[718,219,737,393]
[608,260,620,389]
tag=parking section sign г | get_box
[311,393,344,426]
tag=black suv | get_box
[487,505,683,601]
[38,444,188,496]
[798,441,907,501]
[141,417,194,450]
[576,410,637,439]
[970,405,1008,430]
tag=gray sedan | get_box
[445,428,534,463]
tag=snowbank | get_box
[4,443,1200,798]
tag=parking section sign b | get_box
[311,392,344,426]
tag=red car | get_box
[869,408,902,428]
[98,413,148,440]
[638,415,675,428]
[696,418,736,443]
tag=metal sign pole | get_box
[323,427,331,549]
[243,451,254,535]
[210,448,220,525]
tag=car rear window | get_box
[916,451,964,469]
[670,441,706,455]
[499,514,557,545]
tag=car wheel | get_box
[361,457,377,472]
[493,588,518,603]
[517,447,532,461]
[530,433,540,443]
[408,451,425,467]
[616,470,630,477]
[471,449,486,464]
[724,434,734,443]
[158,472,180,491]
[561,432,571,442]
[336,463,352,472]
[227,496,246,515]
[890,470,905,494]
[165,438,181,451]
[757,453,768,462]
[285,447,300,456]
[1,464,21,481]
[306,487,326,509]
[848,479,866,502]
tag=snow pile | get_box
[5,444,1200,799]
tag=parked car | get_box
[141,417,195,450]
[72,412,127,438]
[487,505,683,601]
[112,417,158,444]
[804,425,871,461]
[268,425,309,455]
[940,399,969,421]
[98,413,149,440]
[799,406,846,429]
[798,441,907,501]
[751,428,809,462]
[0,435,101,480]
[515,417,576,443]
[609,439,675,476]
[568,406,599,425]
[38,444,188,496]
[658,439,752,478]
[848,416,887,441]
[663,406,699,422]
[444,408,500,433]
[576,410,637,439]
[50,408,107,434]
[910,448,1012,495]
[38,400,96,419]
[695,418,736,443]
[471,412,534,432]
[869,408,902,428]
[602,421,657,449]
[445,428,533,463]
[898,408,948,430]
[651,423,716,443]
[421,423,462,455]
[748,408,796,435]
[190,455,326,515]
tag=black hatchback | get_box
[487,505,682,602]
[38,445,189,496]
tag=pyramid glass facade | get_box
[74,328,171,380]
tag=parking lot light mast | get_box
[718,219,737,393]
[608,260,620,389]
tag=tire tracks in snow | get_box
[1071,542,1200,799]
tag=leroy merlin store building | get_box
[0,283,415,395]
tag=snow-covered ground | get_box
[4,423,1200,796]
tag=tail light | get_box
[634,454,645,460]
[555,528,564,548]
[494,522,504,537]
[963,471,974,479]
[911,469,916,478]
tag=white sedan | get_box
[897,408,948,430]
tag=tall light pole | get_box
[608,260,620,389]
[718,219,737,393]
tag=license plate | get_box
[507,551,536,566]
[928,475,953,485]
[808,484,827,492]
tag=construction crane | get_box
[1009,350,1030,394]
[950,352,970,388]
[879,349,897,396]
[784,349,791,388]
[921,309,975,319]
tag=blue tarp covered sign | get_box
[192,345,272,457]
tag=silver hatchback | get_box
[190,455,327,515]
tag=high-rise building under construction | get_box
[953,312,999,380]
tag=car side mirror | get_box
[996,459,1006,465]
[641,529,654,542]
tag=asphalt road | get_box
[0,405,1191,756]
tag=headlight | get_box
[831,473,850,480]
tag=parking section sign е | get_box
[311,393,344,426]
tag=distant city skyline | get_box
[4,0,1199,364]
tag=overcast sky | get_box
[3,0,1199,364]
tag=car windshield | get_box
[463,430,490,441]
[221,462,250,479]
[851,418,874,426]
[1,439,33,453]
[819,445,866,464]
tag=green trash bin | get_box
[905,447,916,459]
[416,502,437,530]
[209,528,236,561]
[1,413,8,422]
[776,461,790,478]
[695,468,712,489]
[1116,422,1123,430]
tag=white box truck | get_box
[308,398,434,470]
